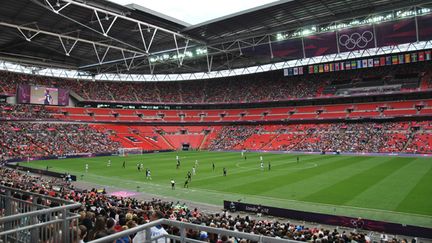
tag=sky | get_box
[108,0,279,25]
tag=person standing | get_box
[223,167,227,176]
[170,179,175,190]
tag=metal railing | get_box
[0,185,81,243]
[90,218,300,243]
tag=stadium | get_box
[0,0,432,242]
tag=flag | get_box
[362,59,368,68]
[411,52,417,62]
[386,56,392,65]
[335,62,340,71]
[392,55,398,65]
[345,61,351,70]
[324,64,329,72]
[357,60,362,69]
[374,58,380,67]
[314,65,319,73]
[425,50,431,60]
[405,53,411,63]
[419,52,425,61]
[398,54,404,64]
[283,69,288,76]
[368,58,374,67]
[351,60,357,69]
[340,62,345,70]
[380,57,386,66]
[329,63,334,72]
[293,67,298,75]
[309,65,314,74]
[298,66,304,75]
[288,68,293,76]
[318,64,324,73]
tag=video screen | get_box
[30,86,58,105]
[17,85,69,106]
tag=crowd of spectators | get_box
[209,126,259,150]
[1,166,413,243]
[0,103,53,119]
[208,122,431,154]
[1,62,429,105]
[0,122,120,160]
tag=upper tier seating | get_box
[0,62,430,104]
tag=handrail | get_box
[89,219,300,243]
[0,203,81,223]
[0,184,74,204]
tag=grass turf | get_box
[25,151,432,227]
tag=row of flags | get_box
[284,50,431,76]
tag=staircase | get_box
[159,134,176,150]
[260,133,280,150]
[198,133,209,150]
[402,129,418,152]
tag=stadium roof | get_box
[0,0,430,76]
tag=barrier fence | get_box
[0,185,81,243]
[89,218,300,243]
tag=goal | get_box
[118,147,142,156]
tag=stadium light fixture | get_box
[276,33,285,41]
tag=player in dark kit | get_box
[297,156,299,163]
[184,178,189,188]
[212,162,215,171]
[176,160,180,169]
[268,162,271,170]
[223,167,227,176]
[187,171,192,182]
[122,161,126,168]
[43,89,53,105]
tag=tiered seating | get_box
[163,134,205,149]
[207,121,432,154]
[405,133,432,153]
[236,134,275,150]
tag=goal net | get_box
[118,147,142,156]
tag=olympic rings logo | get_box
[339,31,374,50]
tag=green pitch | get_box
[26,151,432,227]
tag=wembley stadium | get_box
[1,0,432,242]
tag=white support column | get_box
[173,35,190,67]
[44,0,71,14]
[268,35,274,59]
[93,43,111,64]
[138,24,158,53]
[58,36,78,56]
[58,0,203,44]
[0,22,144,56]
[121,50,137,71]
[93,9,118,37]
[206,53,213,73]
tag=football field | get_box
[25,151,432,227]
